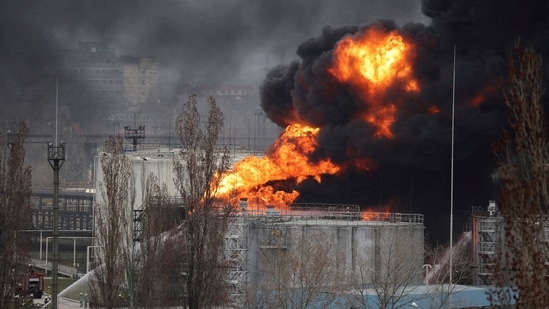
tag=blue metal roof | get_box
[337,284,514,308]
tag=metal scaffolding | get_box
[225,215,249,308]
[476,216,502,285]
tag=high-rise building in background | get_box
[58,42,159,133]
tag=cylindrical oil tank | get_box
[245,214,425,288]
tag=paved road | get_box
[34,296,82,308]
[59,297,83,308]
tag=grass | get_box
[43,277,77,295]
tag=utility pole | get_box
[48,78,67,308]
[48,141,66,309]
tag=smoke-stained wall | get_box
[246,220,424,287]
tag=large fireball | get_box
[215,26,423,209]
[329,26,419,138]
[216,124,340,207]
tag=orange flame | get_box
[329,26,418,138]
[216,124,344,208]
[215,26,421,208]
[361,201,394,221]
[428,105,440,114]
[470,82,499,107]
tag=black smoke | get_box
[259,0,549,242]
[0,0,425,126]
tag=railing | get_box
[234,203,424,224]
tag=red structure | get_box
[27,271,44,299]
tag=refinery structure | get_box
[28,146,523,308]
[27,145,523,308]
[89,148,426,307]
[471,201,549,286]
[37,146,548,307]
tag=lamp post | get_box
[48,141,66,309]
[449,45,456,309]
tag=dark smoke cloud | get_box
[0,0,425,124]
[259,0,549,240]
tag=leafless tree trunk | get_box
[173,94,233,309]
[138,175,186,308]
[257,229,346,309]
[0,121,33,309]
[90,135,132,309]
[422,234,476,309]
[490,41,549,308]
[93,136,191,308]
[346,226,423,309]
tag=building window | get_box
[141,79,145,85]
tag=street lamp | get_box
[48,140,66,309]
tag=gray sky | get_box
[0,0,427,95]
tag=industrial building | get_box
[90,148,426,307]
[38,147,524,307]
[471,200,549,286]
[60,42,159,110]
[57,42,159,133]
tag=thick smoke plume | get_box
[3,0,546,242]
[259,0,549,238]
[0,0,424,124]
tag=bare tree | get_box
[90,135,132,308]
[422,233,476,309]
[490,41,549,308]
[92,136,190,308]
[346,226,423,309]
[0,121,33,309]
[173,94,233,309]
[138,175,185,308]
[256,228,346,309]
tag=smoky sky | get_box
[4,0,546,241]
[259,0,549,240]
[0,0,426,118]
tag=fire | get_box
[470,82,499,107]
[216,124,342,208]
[329,26,419,138]
[428,105,440,114]
[471,94,485,107]
[361,204,393,221]
[215,26,422,208]
[362,104,396,138]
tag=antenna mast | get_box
[449,44,456,307]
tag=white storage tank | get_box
[229,204,425,293]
